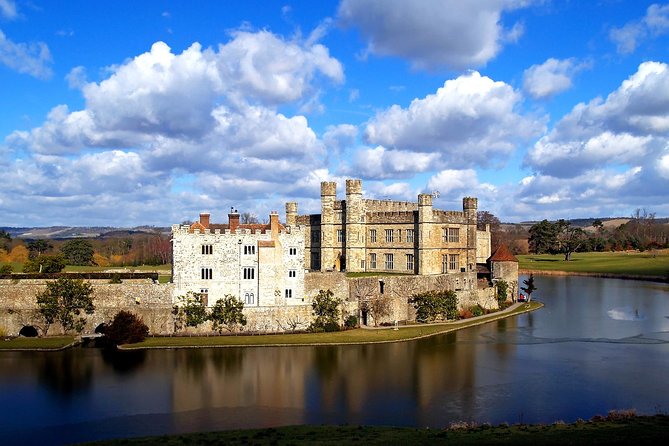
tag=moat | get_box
[1,276,669,445]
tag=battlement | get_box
[418,194,433,206]
[345,178,362,195]
[367,211,416,224]
[363,199,418,212]
[463,196,478,210]
[172,224,300,236]
[321,181,337,197]
[433,210,467,223]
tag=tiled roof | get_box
[488,244,518,262]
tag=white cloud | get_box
[338,0,530,70]
[523,58,590,99]
[526,61,669,178]
[0,29,53,79]
[427,169,479,195]
[364,71,544,168]
[323,124,357,154]
[342,145,439,180]
[610,3,669,54]
[0,0,17,19]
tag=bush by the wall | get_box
[105,311,149,346]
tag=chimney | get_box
[199,212,210,229]
[270,210,279,237]
[229,208,240,233]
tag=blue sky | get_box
[1,0,669,227]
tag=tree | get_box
[0,264,13,274]
[496,279,509,306]
[309,289,342,332]
[23,254,66,273]
[528,220,559,254]
[61,239,94,265]
[27,240,53,259]
[477,211,502,250]
[521,274,537,302]
[0,229,10,252]
[105,311,149,346]
[556,220,586,261]
[36,278,95,335]
[173,292,207,330]
[241,212,259,224]
[409,290,458,322]
[209,295,247,333]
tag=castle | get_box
[171,179,517,329]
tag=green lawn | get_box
[123,302,541,349]
[0,336,75,350]
[83,414,669,446]
[519,251,669,278]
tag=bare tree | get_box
[241,212,259,224]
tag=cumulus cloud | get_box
[0,29,344,225]
[364,71,544,168]
[0,0,17,19]
[341,146,439,180]
[338,0,530,70]
[523,58,590,99]
[526,61,669,178]
[323,124,357,154]
[610,3,669,54]
[0,29,53,79]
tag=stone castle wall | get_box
[0,278,174,336]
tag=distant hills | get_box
[0,226,171,239]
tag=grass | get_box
[0,263,171,274]
[346,271,413,278]
[0,336,75,350]
[83,413,669,445]
[518,250,669,278]
[122,302,542,349]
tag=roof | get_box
[488,244,519,263]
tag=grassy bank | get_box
[122,302,541,349]
[519,250,669,278]
[0,336,75,350]
[83,413,669,445]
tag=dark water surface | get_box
[2,276,669,445]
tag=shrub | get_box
[496,279,508,306]
[309,289,342,332]
[209,295,247,333]
[344,315,358,328]
[23,254,66,273]
[105,311,149,346]
[459,308,473,319]
[108,273,122,284]
[0,264,12,274]
[409,290,458,322]
[471,305,484,317]
[36,278,94,335]
[0,325,7,337]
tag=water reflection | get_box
[1,276,669,445]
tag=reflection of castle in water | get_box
[169,327,519,426]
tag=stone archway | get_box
[19,325,38,337]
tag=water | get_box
[1,276,669,445]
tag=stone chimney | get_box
[270,210,279,237]
[228,208,240,233]
[199,212,210,229]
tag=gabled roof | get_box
[488,244,518,263]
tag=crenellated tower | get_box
[320,181,337,271]
[285,202,297,227]
[345,179,365,272]
[463,197,478,272]
[417,193,435,275]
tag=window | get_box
[201,244,213,255]
[201,268,212,280]
[448,227,460,243]
[285,289,293,298]
[289,247,297,255]
[337,229,343,243]
[385,229,394,243]
[385,253,394,270]
[360,259,366,269]
[442,255,448,274]
[199,289,209,307]
[406,254,414,271]
[244,292,255,305]
[243,267,255,280]
[370,229,377,243]
[243,245,256,255]
[442,228,448,242]
[311,251,321,270]
[311,230,321,243]
[449,254,459,271]
[370,253,377,269]
[397,229,402,242]
[335,211,342,222]
[406,229,414,243]
[288,269,296,278]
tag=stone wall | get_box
[0,278,174,336]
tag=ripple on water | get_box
[608,306,645,321]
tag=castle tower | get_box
[463,197,478,272]
[285,202,297,227]
[417,194,435,275]
[320,181,337,271]
[345,179,365,272]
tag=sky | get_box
[1,0,669,227]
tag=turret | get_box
[320,181,337,271]
[345,179,365,272]
[285,202,297,227]
[417,194,434,274]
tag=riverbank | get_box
[0,336,76,351]
[518,251,669,282]
[83,413,669,445]
[121,301,542,350]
